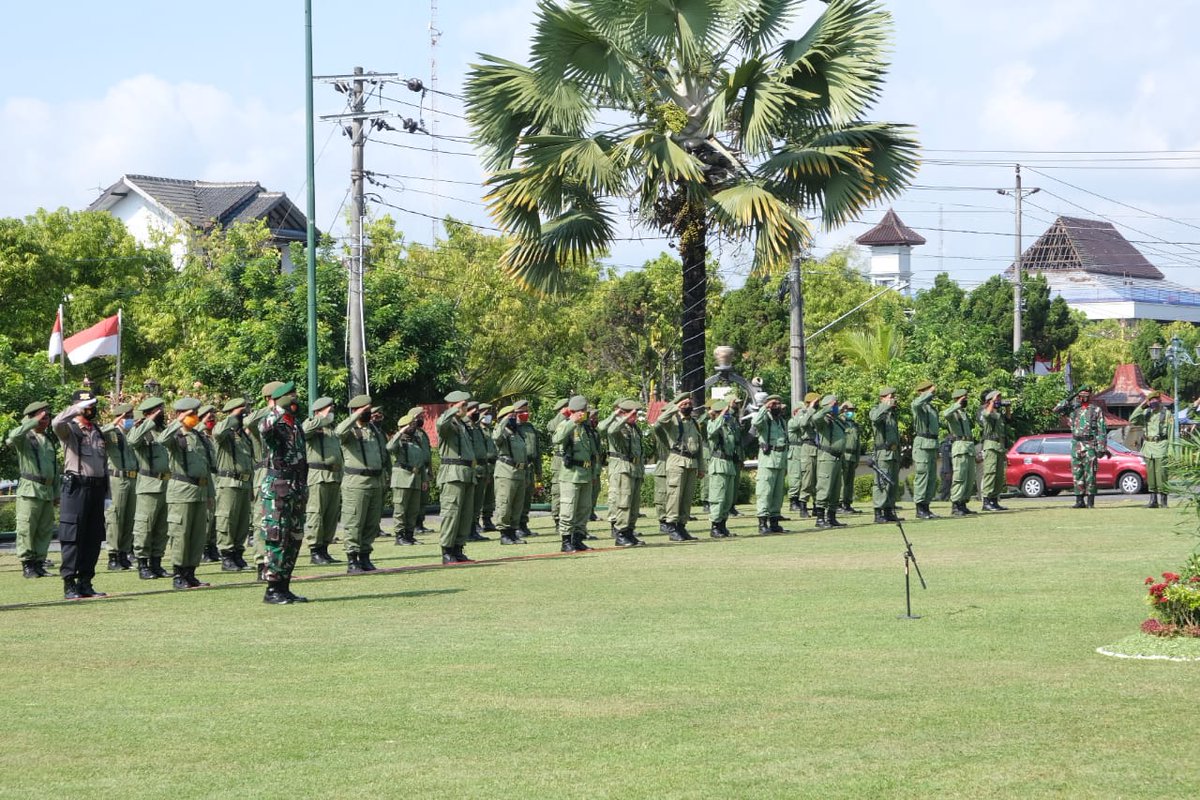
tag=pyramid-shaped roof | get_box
[1094,363,1172,407]
[1015,216,1163,280]
[855,209,926,247]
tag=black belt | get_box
[217,469,252,481]
[20,472,49,485]
[307,461,341,471]
[345,467,382,477]
[876,445,899,451]
[65,472,106,487]
[670,446,697,457]
[710,454,738,461]
[110,469,139,479]
[486,458,497,464]
[608,453,641,464]
[817,445,843,457]
[497,456,526,468]
[441,458,474,467]
[171,473,208,487]
[266,468,303,479]
[948,436,976,444]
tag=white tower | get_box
[855,209,925,297]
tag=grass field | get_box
[1,499,1197,799]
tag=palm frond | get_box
[518,134,629,196]
[530,1,637,100]
[708,182,810,272]
[733,0,797,53]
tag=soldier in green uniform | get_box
[437,390,477,563]
[1130,391,1172,508]
[5,401,59,578]
[1054,385,1106,508]
[810,394,848,529]
[546,398,569,529]
[725,393,746,518]
[407,406,433,538]
[388,412,431,545]
[911,381,940,519]
[651,406,671,533]
[787,392,820,517]
[509,401,541,538]
[587,406,605,525]
[477,403,499,533]
[244,382,283,577]
[196,404,221,562]
[128,397,172,579]
[838,401,863,515]
[706,399,740,538]
[337,394,386,573]
[700,402,715,515]
[258,382,310,604]
[601,399,646,547]
[158,397,212,589]
[752,395,789,534]
[942,389,977,516]
[303,397,344,560]
[554,395,597,552]
[652,393,703,541]
[978,390,1010,511]
[463,402,491,542]
[102,403,137,571]
[490,404,529,545]
[870,387,903,523]
[212,397,255,572]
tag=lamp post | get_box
[1149,336,1200,442]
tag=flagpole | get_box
[115,308,123,399]
[59,304,66,386]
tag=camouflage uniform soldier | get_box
[554,395,597,552]
[5,401,59,579]
[490,404,529,545]
[911,381,940,519]
[978,390,1010,511]
[388,412,430,545]
[1054,385,1106,508]
[870,387,903,524]
[303,397,344,561]
[651,393,704,541]
[337,394,387,573]
[752,395,790,534]
[244,382,284,574]
[811,394,848,529]
[838,402,863,514]
[128,398,171,579]
[212,397,255,572]
[942,389,978,517]
[258,382,310,604]
[706,399,740,538]
[787,393,820,517]
[512,400,541,538]
[477,403,499,533]
[158,398,213,589]
[102,403,138,571]
[1130,391,1172,508]
[546,398,569,528]
[437,390,477,564]
[601,399,646,547]
[197,404,221,563]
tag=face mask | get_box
[204,417,216,431]
[122,417,135,430]
[506,416,518,428]
[289,402,300,414]
[82,407,97,421]
[844,411,854,420]
[182,414,200,430]
[154,414,166,429]
[482,415,493,425]
[679,406,693,417]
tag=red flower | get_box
[1163,572,1180,582]
[1145,576,1155,585]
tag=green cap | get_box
[23,401,49,417]
[221,397,247,413]
[478,402,493,411]
[397,413,414,427]
[985,390,1001,402]
[842,401,856,411]
[112,402,133,416]
[879,386,898,397]
[406,405,425,418]
[617,399,643,412]
[763,394,782,404]
[711,399,728,412]
[445,390,471,403]
[671,392,691,404]
[466,400,480,411]
[512,399,529,411]
[261,381,284,398]
[1077,384,1093,393]
[568,395,588,412]
[916,380,934,393]
[310,396,334,413]
[173,397,201,412]
[951,388,968,400]
[137,397,164,413]
[552,398,569,412]
[820,393,838,408]
[804,391,821,404]
[348,393,372,410]
[198,404,215,418]
[497,404,515,417]
[271,382,296,400]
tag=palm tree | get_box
[464,0,919,393]
[838,321,905,371]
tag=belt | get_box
[266,468,302,479]
[171,473,208,487]
[670,446,697,457]
[344,467,382,477]
[948,436,976,444]
[307,461,341,471]
[20,472,49,485]
[608,452,642,464]
[217,469,252,481]
[915,433,937,440]
[110,469,139,479]
[486,457,497,464]
[65,472,107,487]
[497,456,526,468]
[441,458,474,467]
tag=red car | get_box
[1006,433,1147,497]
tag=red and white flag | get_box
[48,305,64,363]
[64,312,121,365]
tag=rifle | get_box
[865,457,894,490]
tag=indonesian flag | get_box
[48,305,64,362]
[64,312,121,365]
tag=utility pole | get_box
[789,253,807,408]
[998,164,1039,362]
[303,0,318,405]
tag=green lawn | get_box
[1,499,1196,799]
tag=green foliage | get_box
[0,500,12,533]
[854,473,874,502]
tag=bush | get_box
[0,500,14,533]
[854,474,874,502]
[1142,554,1200,637]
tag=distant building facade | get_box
[855,209,925,297]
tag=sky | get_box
[6,1,1200,292]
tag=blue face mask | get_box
[122,418,135,430]
[844,411,855,420]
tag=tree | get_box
[464,0,919,393]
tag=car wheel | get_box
[1020,475,1045,498]
[1118,472,1144,495]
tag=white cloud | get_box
[979,62,1084,150]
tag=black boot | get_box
[709,522,726,539]
[659,520,674,534]
[185,567,209,588]
[798,501,810,519]
[961,502,976,515]
[1086,494,1095,508]
[454,546,475,563]
[221,552,244,572]
[980,498,995,511]
[951,502,967,517]
[841,503,861,515]
[499,529,523,545]
[789,497,802,512]
[722,521,736,537]
[282,578,308,603]
[990,497,1008,511]
[172,567,189,590]
[137,557,155,580]
[874,508,886,524]
[150,557,170,579]
[768,517,786,534]
[615,529,638,546]
[885,507,905,522]
[468,528,490,542]
[561,535,578,553]
[728,507,740,517]
[1160,493,1169,508]
[263,580,292,604]
[32,559,51,577]
[347,553,366,574]
[1073,494,1086,509]
[573,534,592,551]
[119,552,133,570]
[107,552,122,571]
[814,507,829,529]
[309,546,334,565]
[916,503,934,520]
[827,508,847,528]
[442,546,459,564]
[758,516,771,535]
[1147,493,1160,508]
[22,560,39,579]
[77,580,106,598]
[359,552,377,571]
[482,516,498,532]
[201,543,220,563]
[518,525,536,539]
[63,577,83,600]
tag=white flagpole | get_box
[59,304,66,385]
[115,308,123,399]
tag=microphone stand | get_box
[867,459,927,619]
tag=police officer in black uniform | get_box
[51,389,109,599]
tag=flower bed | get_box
[1141,558,1200,638]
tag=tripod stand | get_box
[897,521,926,619]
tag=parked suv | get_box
[1006,433,1147,497]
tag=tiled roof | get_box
[1017,216,1164,280]
[1095,363,1172,406]
[854,209,926,247]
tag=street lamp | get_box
[1149,336,1200,441]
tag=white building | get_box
[88,175,311,272]
[854,209,925,297]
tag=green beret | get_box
[397,413,414,427]
[512,399,529,411]
[568,395,588,412]
[985,390,1001,402]
[197,405,215,418]
[841,401,856,411]
[261,381,284,398]
[478,402,493,411]
[915,380,934,393]
[137,397,164,413]
[951,388,968,400]
[406,405,425,418]
[271,382,296,400]
[221,397,247,413]
[348,393,372,410]
[711,399,728,412]
[445,390,471,403]
[497,404,515,417]
[173,397,201,412]
[820,393,838,408]
[309,396,333,413]
[466,400,480,411]
[671,392,692,404]
[879,386,897,397]
[617,399,643,412]
[763,394,782,404]
[804,391,821,403]
[112,402,133,416]
[552,398,569,412]
[23,401,49,417]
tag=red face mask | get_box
[204,417,216,431]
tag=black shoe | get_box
[468,530,490,542]
[1160,493,1169,508]
[980,498,996,511]
[916,503,934,520]
[814,507,829,529]
[991,498,1008,511]
[359,553,377,571]
[768,517,786,534]
[667,525,687,542]
[757,517,771,535]
[172,568,189,590]
[560,536,578,553]
[615,530,638,546]
[728,507,740,517]
[454,547,475,563]
[789,498,802,512]
[499,529,523,545]
[709,523,727,539]
[482,517,498,531]
[884,508,904,522]
[22,561,39,579]
[347,553,367,574]
[1086,494,1095,508]
[659,521,674,535]
[150,557,170,579]
[29,559,50,577]
[797,502,809,519]
[518,526,536,539]
[309,546,334,565]
[185,567,209,588]
[107,552,123,571]
[221,555,244,572]
[572,536,592,551]
[1072,494,1086,509]
[1147,494,1160,508]
[589,513,599,522]
[119,551,133,570]
[263,581,293,605]
[827,510,847,528]
[874,508,886,524]
[201,543,221,563]
[951,502,967,517]
[137,558,155,580]
[282,578,308,603]
[42,558,55,570]
[77,581,106,598]
[441,547,459,564]
[63,578,83,600]
[416,524,432,534]
[583,532,599,540]
[840,504,861,515]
